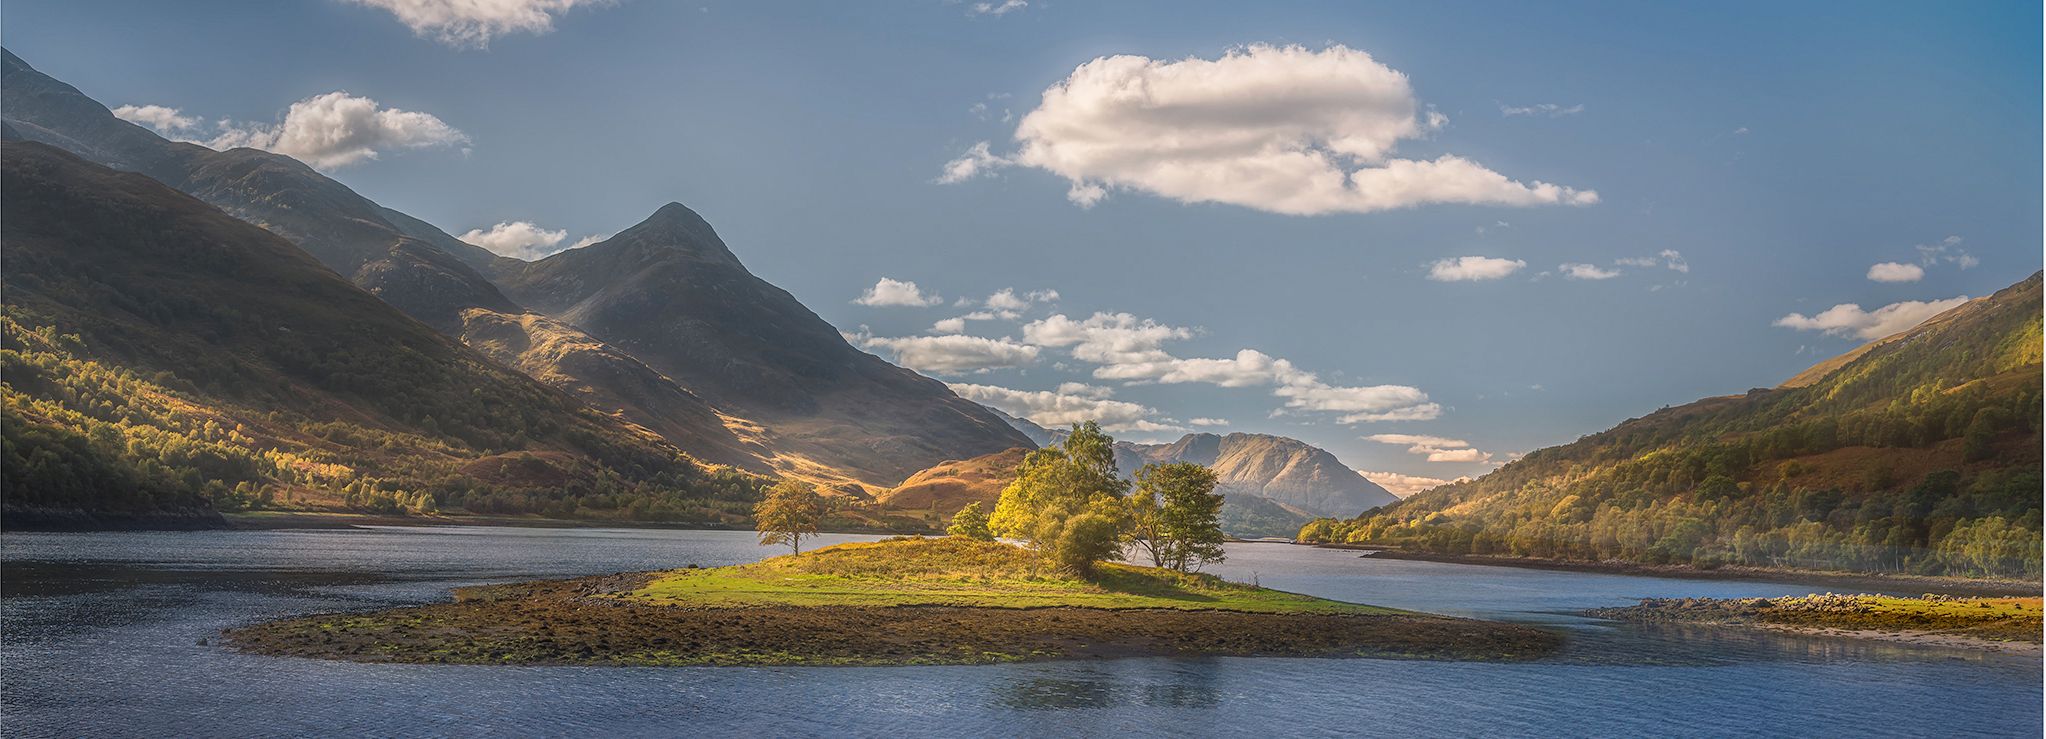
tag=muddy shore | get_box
[225,572,1562,667]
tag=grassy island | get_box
[226,537,1560,666]
[1589,593,2043,653]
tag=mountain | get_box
[488,204,1032,489]
[1,49,1020,492]
[1301,273,2044,579]
[901,417,1395,537]
[0,142,759,528]
[0,48,515,331]
[1126,433,1398,517]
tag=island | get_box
[1588,593,2043,656]
[225,537,1561,666]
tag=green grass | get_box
[614,537,1395,614]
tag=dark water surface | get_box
[2,527,2038,737]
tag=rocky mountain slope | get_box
[0,143,760,527]
[1301,272,2044,579]
[489,203,1031,489]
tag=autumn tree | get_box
[754,479,824,554]
[989,421,1130,575]
[947,501,994,540]
[1126,462,1227,572]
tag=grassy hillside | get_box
[0,142,761,526]
[1301,272,2043,580]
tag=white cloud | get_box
[947,44,1597,215]
[458,221,574,260]
[1866,262,1925,283]
[1359,470,1464,497]
[1774,296,1970,340]
[936,141,1009,184]
[567,233,608,250]
[1427,256,1525,282]
[1023,312,1194,365]
[1559,263,1621,280]
[1615,249,1688,273]
[111,104,197,132]
[854,277,944,307]
[1023,311,1436,423]
[1188,417,1230,427]
[948,382,1182,434]
[1914,235,1978,270]
[1055,381,1115,398]
[968,0,1029,16]
[348,0,606,48]
[195,92,468,169]
[931,317,968,334]
[1364,433,1491,464]
[858,334,1039,374]
[1499,102,1584,118]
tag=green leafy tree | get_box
[1127,462,1227,572]
[989,421,1130,575]
[754,479,824,554]
[946,501,994,540]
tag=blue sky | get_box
[5,1,2039,491]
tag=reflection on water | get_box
[2,527,2038,737]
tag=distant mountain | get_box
[0,142,758,528]
[489,203,1031,489]
[0,48,514,331]
[934,414,1397,537]
[1302,272,2043,579]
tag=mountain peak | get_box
[607,200,738,266]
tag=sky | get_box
[4,0,2040,494]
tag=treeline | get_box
[1,313,764,523]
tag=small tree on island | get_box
[989,421,1130,576]
[754,479,824,554]
[947,501,994,540]
[1125,462,1227,572]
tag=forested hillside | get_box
[1301,272,2043,579]
[0,143,761,527]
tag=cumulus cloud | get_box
[111,104,197,132]
[1357,470,1464,497]
[942,44,1597,215]
[1559,263,1621,280]
[854,278,944,307]
[1188,417,1230,427]
[348,0,606,48]
[1866,262,1925,283]
[1500,102,1584,118]
[188,91,469,170]
[1427,256,1525,282]
[931,317,968,334]
[948,382,1182,434]
[1022,311,1437,423]
[857,334,1040,374]
[1364,433,1492,464]
[1774,296,1970,340]
[458,221,580,260]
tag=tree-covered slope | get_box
[0,143,760,527]
[1301,272,2043,579]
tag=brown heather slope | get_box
[874,447,1030,514]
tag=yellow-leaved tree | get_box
[988,421,1130,575]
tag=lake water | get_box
[2,526,2038,737]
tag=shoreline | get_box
[1311,545,2042,597]
[1585,594,2044,657]
[224,569,1563,667]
